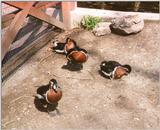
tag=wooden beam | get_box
[2,2,34,60]
[4,2,67,30]
[35,2,60,9]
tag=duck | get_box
[100,60,131,79]
[36,79,62,104]
[66,47,88,64]
[51,38,77,54]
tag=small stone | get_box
[75,106,78,109]
[32,78,37,82]
[17,117,21,121]
[47,71,50,75]
[134,117,140,121]
[93,22,111,36]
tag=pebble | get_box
[75,106,78,109]
[134,117,140,121]
[17,117,21,121]
[32,78,37,82]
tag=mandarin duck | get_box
[51,37,77,54]
[35,79,62,115]
[100,61,131,79]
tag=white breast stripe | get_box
[67,50,78,60]
[64,45,68,54]
[112,67,118,79]
[80,50,88,59]
[101,70,112,77]
[45,91,53,104]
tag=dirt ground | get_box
[2,21,160,130]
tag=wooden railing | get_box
[1,1,77,61]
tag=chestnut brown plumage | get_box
[67,48,88,64]
[114,67,129,79]
[46,88,62,104]
[45,79,62,104]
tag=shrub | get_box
[81,15,102,30]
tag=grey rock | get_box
[110,15,144,35]
[93,22,111,36]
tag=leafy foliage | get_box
[81,15,102,30]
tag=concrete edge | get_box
[70,7,160,28]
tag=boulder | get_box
[92,22,111,36]
[110,15,144,35]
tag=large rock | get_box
[110,15,144,35]
[92,22,111,36]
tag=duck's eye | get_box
[102,63,106,66]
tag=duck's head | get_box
[65,38,77,53]
[100,61,107,68]
[114,65,131,79]
[122,64,132,73]
[49,79,58,92]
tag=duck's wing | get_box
[37,84,49,95]
[106,61,121,67]
[101,61,121,73]
[52,42,66,53]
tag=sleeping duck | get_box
[36,79,62,105]
[100,61,131,79]
[51,38,77,54]
[66,47,88,64]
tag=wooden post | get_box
[133,2,141,12]
[61,2,77,30]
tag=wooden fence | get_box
[1,1,77,80]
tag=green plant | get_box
[81,15,102,30]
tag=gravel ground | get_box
[2,21,160,130]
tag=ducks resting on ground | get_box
[100,60,131,79]
[51,38,78,54]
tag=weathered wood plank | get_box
[1,2,34,60]
[2,13,16,29]
[2,13,16,22]
[4,2,67,30]
[35,2,60,8]
[2,27,61,81]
